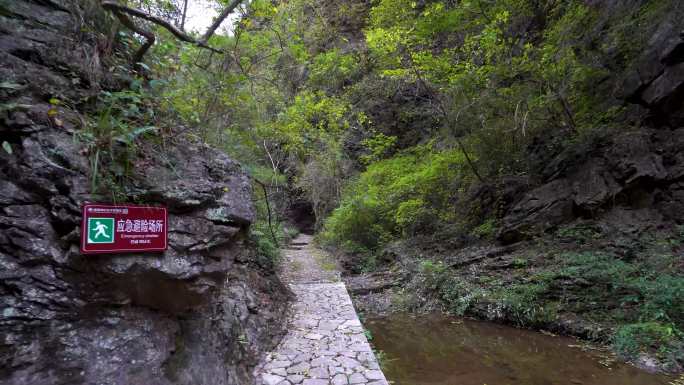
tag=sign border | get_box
[80,203,168,254]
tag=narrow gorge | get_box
[1,0,683,384]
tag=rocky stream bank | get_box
[341,13,684,375]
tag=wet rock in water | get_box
[0,1,288,384]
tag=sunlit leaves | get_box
[274,91,361,159]
[308,49,359,90]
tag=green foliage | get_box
[511,258,528,268]
[472,219,497,239]
[100,0,684,371]
[559,252,637,289]
[633,274,684,326]
[439,278,482,317]
[250,176,301,268]
[359,133,397,165]
[395,199,431,236]
[614,323,683,370]
[557,252,684,324]
[128,0,679,249]
[363,328,373,341]
[415,258,557,325]
[553,252,684,362]
[419,260,448,290]
[320,146,469,259]
[415,259,480,315]
[274,91,365,159]
[2,141,12,155]
[496,283,558,327]
[123,0,679,261]
[406,247,684,363]
[372,349,390,371]
[556,224,602,244]
[362,0,665,177]
[308,49,360,90]
[250,225,281,267]
[78,79,163,197]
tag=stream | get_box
[365,314,673,385]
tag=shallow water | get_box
[365,314,673,385]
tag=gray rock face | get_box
[499,12,684,244]
[499,129,684,243]
[617,19,684,126]
[0,1,288,384]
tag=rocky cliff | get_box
[498,16,684,244]
[0,1,288,384]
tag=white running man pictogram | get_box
[93,221,110,239]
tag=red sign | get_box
[80,203,168,254]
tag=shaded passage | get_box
[366,314,674,385]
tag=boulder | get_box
[498,179,574,244]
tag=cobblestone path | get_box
[254,235,389,385]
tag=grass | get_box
[614,322,683,371]
[400,231,684,371]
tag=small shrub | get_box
[79,85,162,195]
[359,132,397,164]
[511,258,528,268]
[556,224,602,244]
[472,218,497,239]
[613,322,683,370]
[559,252,636,288]
[395,199,434,236]
[498,283,558,327]
[321,145,469,262]
[419,260,448,290]
[250,226,280,268]
[416,261,485,316]
[633,274,684,327]
[439,277,483,316]
[360,254,379,273]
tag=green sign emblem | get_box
[87,217,115,244]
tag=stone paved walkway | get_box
[254,235,389,385]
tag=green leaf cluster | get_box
[320,146,468,256]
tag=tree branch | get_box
[251,177,279,247]
[409,61,485,183]
[105,4,155,65]
[180,0,188,31]
[200,0,243,44]
[101,0,243,63]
